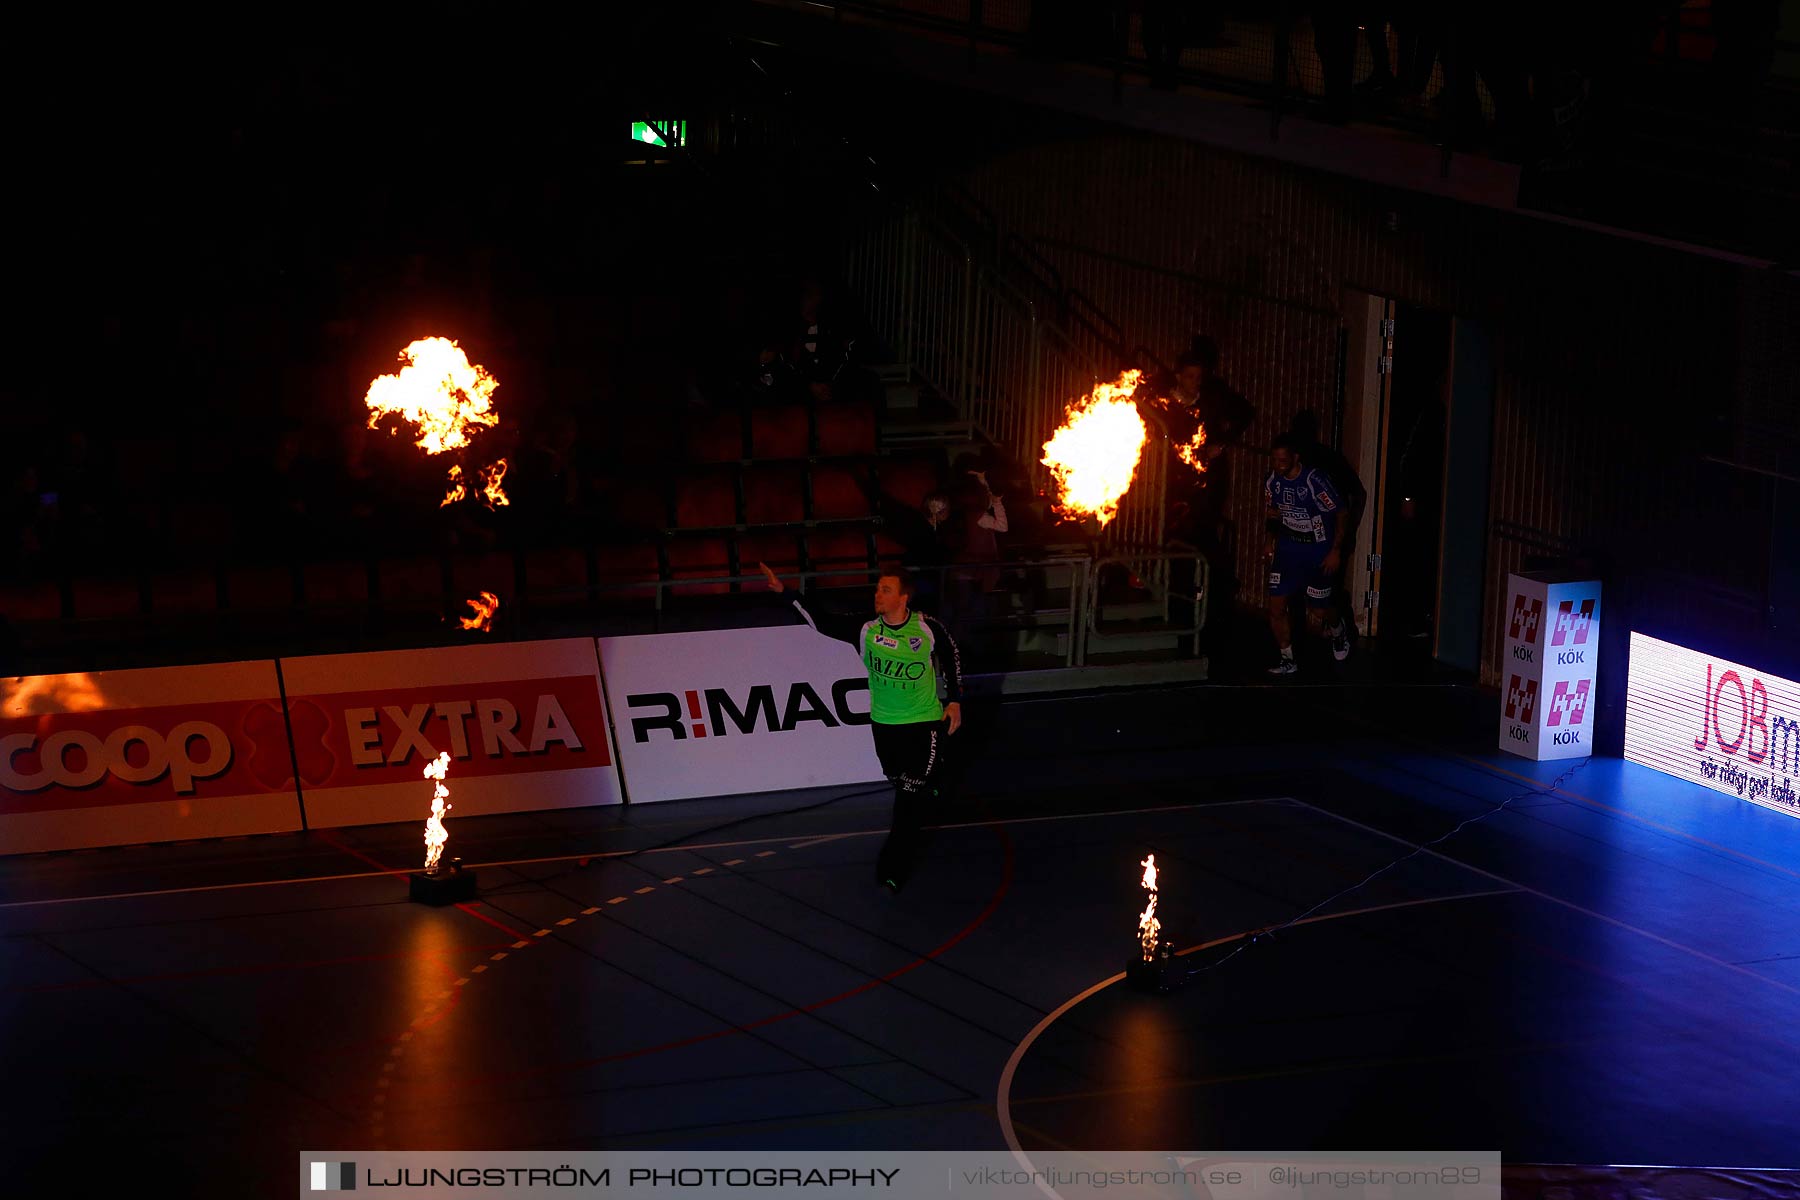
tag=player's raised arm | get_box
[761,561,867,647]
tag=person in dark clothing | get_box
[792,278,855,404]
[739,334,806,409]
[1288,411,1366,655]
[759,561,962,893]
[1166,337,1254,645]
[1176,337,1255,451]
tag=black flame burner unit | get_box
[1127,939,1183,993]
[409,858,478,906]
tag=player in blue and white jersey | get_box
[1263,433,1352,674]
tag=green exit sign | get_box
[631,120,686,148]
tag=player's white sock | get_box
[1278,646,1294,661]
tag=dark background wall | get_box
[915,118,1793,716]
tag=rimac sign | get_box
[1624,632,1800,820]
[599,627,883,803]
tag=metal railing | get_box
[842,203,1174,592]
[674,550,1204,670]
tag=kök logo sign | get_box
[1551,599,1596,648]
[1509,596,1544,644]
[628,680,871,743]
[1505,675,1539,724]
[1546,679,1591,745]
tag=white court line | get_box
[788,834,858,850]
[1291,797,1800,1000]
[995,886,1521,1196]
[0,797,1289,910]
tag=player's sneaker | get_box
[1331,623,1352,661]
[1267,657,1298,676]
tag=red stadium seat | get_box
[149,570,220,616]
[742,463,806,525]
[523,546,592,607]
[808,463,873,519]
[873,532,908,569]
[815,399,877,456]
[674,467,739,529]
[452,551,517,606]
[736,531,802,581]
[685,408,747,463]
[301,561,370,608]
[68,576,141,620]
[224,564,297,612]
[609,480,670,533]
[665,537,731,596]
[805,528,873,589]
[750,403,811,459]
[376,557,445,608]
[876,455,942,511]
[0,579,63,622]
[594,544,661,601]
[167,500,235,557]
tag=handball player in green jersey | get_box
[758,561,962,892]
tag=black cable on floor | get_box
[1171,755,1593,983]
[475,783,895,897]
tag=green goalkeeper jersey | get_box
[789,598,962,725]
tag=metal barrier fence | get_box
[601,548,1207,671]
[842,205,1174,594]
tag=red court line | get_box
[453,902,535,941]
[313,829,535,941]
[313,829,413,879]
[12,942,510,993]
[465,826,1015,1083]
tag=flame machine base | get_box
[1126,941,1185,994]
[409,864,478,906]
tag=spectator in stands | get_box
[263,425,320,554]
[2,458,55,579]
[739,333,805,408]
[944,462,1010,649]
[1311,1,1360,123]
[1142,0,1188,90]
[911,489,960,620]
[1167,336,1254,627]
[327,418,383,529]
[1173,336,1255,452]
[792,277,854,404]
[0,612,20,677]
[48,426,113,561]
[516,409,583,518]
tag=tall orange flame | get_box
[1173,424,1209,473]
[1042,371,1147,528]
[458,592,500,633]
[1137,853,1161,961]
[423,751,452,874]
[478,459,509,509]
[441,464,467,507]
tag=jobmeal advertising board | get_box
[1624,631,1800,821]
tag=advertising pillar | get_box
[1499,572,1602,761]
